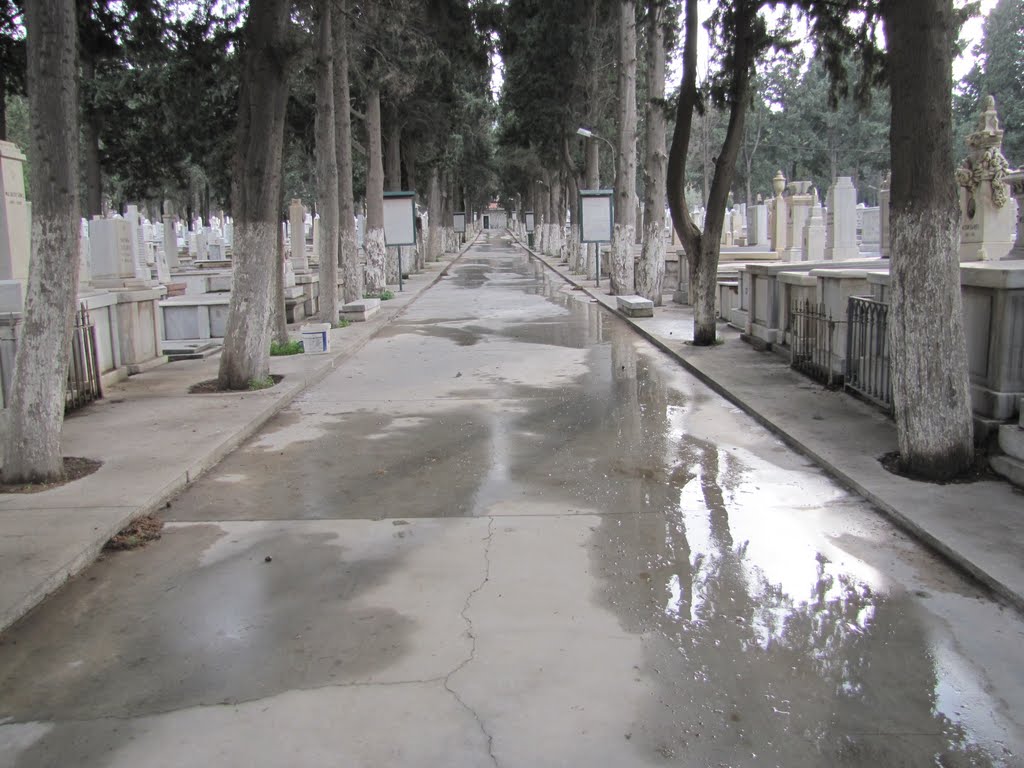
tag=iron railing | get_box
[845,295,892,411]
[66,304,102,413]
[791,299,842,387]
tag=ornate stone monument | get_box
[956,96,1017,262]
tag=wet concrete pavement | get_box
[1,233,1022,766]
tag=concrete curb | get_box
[509,231,1024,613]
[0,237,476,634]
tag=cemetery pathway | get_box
[1,232,1022,766]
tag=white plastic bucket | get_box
[300,323,331,354]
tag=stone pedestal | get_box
[769,171,787,256]
[825,177,859,261]
[991,398,1024,488]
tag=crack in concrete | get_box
[443,516,498,767]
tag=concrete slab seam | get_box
[510,233,1024,616]
[443,516,498,767]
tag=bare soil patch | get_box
[104,514,164,551]
[0,457,102,493]
[879,449,995,484]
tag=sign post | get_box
[453,211,466,245]
[525,210,535,249]
[383,191,416,291]
[579,190,613,287]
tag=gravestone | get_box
[879,173,891,259]
[861,207,881,250]
[90,217,143,285]
[0,141,30,311]
[162,215,180,268]
[825,176,859,261]
[956,96,1017,262]
[290,199,309,271]
[124,205,151,280]
[311,215,321,267]
[731,204,745,246]
[784,182,814,261]
[803,194,827,262]
[79,219,92,287]
[749,204,767,246]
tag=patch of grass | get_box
[248,376,276,391]
[190,374,284,394]
[334,318,351,329]
[270,339,304,356]
[363,289,395,301]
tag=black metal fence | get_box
[845,295,892,411]
[790,299,841,386]
[66,305,102,413]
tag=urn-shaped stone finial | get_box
[772,170,786,197]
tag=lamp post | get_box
[576,126,615,155]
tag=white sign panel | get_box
[383,193,416,246]
[525,211,535,233]
[453,212,466,233]
[579,191,613,243]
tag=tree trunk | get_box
[883,0,974,478]
[0,69,7,141]
[271,200,288,345]
[333,0,360,304]
[549,172,563,258]
[217,0,291,390]
[611,0,637,294]
[427,166,442,261]
[385,105,401,189]
[637,0,667,305]
[315,0,339,325]
[383,102,401,283]
[2,0,79,483]
[667,0,755,345]
[364,86,386,294]
[80,55,102,217]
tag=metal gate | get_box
[66,304,102,412]
[790,299,841,387]
[845,295,892,411]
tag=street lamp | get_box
[576,126,615,154]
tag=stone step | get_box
[616,294,655,318]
